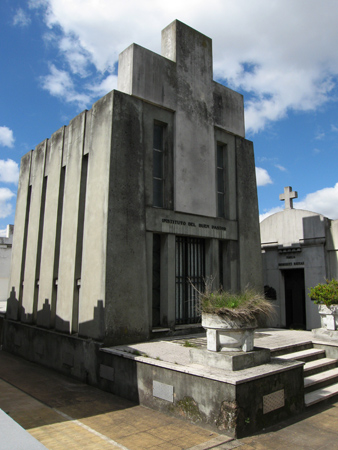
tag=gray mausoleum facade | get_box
[4,21,262,382]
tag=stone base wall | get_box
[2,319,101,385]
[99,351,305,438]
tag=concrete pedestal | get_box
[189,346,270,371]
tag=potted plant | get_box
[309,279,338,331]
[197,285,274,352]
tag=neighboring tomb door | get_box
[283,269,306,329]
[175,236,205,325]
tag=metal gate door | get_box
[175,236,205,325]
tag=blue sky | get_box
[1,0,338,235]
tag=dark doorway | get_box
[175,236,205,325]
[283,269,306,329]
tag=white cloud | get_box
[59,36,90,76]
[13,8,31,27]
[294,183,338,219]
[256,167,272,186]
[88,75,118,96]
[28,1,338,131]
[0,126,14,148]
[275,164,286,172]
[41,64,73,96]
[0,188,15,219]
[41,64,91,108]
[41,61,118,108]
[0,160,20,184]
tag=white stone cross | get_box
[279,186,298,209]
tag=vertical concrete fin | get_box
[57,111,86,333]
[37,126,65,328]
[79,92,113,340]
[7,151,32,320]
[21,140,47,323]
[236,137,263,291]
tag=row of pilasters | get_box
[8,93,113,340]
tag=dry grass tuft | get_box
[192,280,275,323]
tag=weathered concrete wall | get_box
[118,44,177,110]
[37,127,64,328]
[56,112,86,333]
[7,96,113,340]
[3,320,100,385]
[0,225,13,303]
[118,20,246,218]
[105,91,149,345]
[7,153,32,320]
[326,219,338,279]
[213,82,245,137]
[165,21,216,216]
[20,141,46,323]
[261,209,327,247]
[236,138,263,291]
[235,365,304,437]
[78,93,113,340]
[99,351,304,438]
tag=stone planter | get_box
[202,312,257,352]
[318,304,338,331]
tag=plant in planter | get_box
[309,279,338,331]
[197,284,274,352]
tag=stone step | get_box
[305,382,338,407]
[304,368,338,393]
[270,341,313,357]
[276,348,325,363]
[304,358,338,377]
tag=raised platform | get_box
[99,330,305,438]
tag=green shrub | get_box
[309,279,338,307]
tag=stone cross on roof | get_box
[279,186,298,209]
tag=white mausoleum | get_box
[261,186,338,330]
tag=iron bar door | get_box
[175,236,205,324]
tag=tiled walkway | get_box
[1,329,338,449]
[0,350,227,450]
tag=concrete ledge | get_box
[100,345,303,385]
[313,328,338,343]
[0,408,48,450]
[189,347,270,371]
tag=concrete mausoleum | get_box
[3,21,262,383]
[261,186,338,331]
